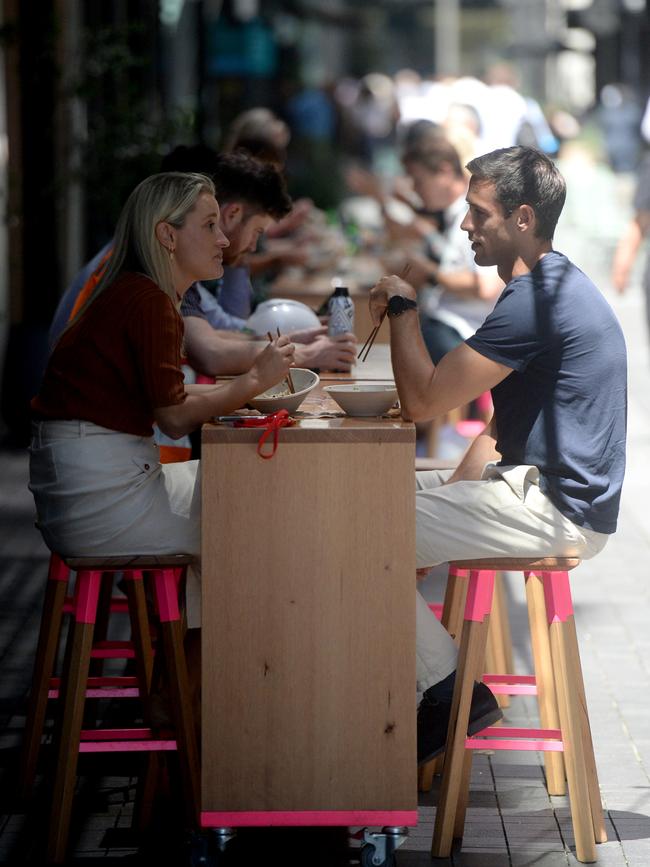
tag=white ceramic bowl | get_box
[249,368,320,413]
[324,383,399,417]
[246,299,321,336]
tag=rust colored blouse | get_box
[32,272,186,437]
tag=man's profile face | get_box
[222,210,273,266]
[460,177,517,268]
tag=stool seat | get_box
[63,553,194,570]
[450,556,580,572]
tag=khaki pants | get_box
[29,420,203,627]
[413,464,608,701]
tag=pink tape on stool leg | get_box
[540,571,574,624]
[49,553,70,583]
[154,569,181,622]
[464,570,495,622]
[74,571,102,624]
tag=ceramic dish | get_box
[324,383,399,417]
[249,368,320,413]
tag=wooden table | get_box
[269,254,387,345]
[200,384,417,830]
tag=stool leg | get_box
[526,572,566,795]
[432,570,495,858]
[565,615,607,844]
[486,572,511,709]
[154,569,200,826]
[47,571,101,864]
[88,572,113,677]
[20,555,69,800]
[419,568,469,791]
[123,571,154,713]
[441,567,468,644]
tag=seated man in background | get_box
[49,147,357,376]
[180,151,357,376]
[391,138,503,363]
[370,145,627,763]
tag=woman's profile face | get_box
[167,192,230,293]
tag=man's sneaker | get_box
[417,681,502,766]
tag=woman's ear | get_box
[155,221,175,251]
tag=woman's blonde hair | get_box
[72,171,215,321]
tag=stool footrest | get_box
[49,675,141,699]
[79,727,177,751]
[483,673,537,695]
[466,725,563,752]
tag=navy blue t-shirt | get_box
[466,251,627,534]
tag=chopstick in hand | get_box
[357,314,385,363]
[267,330,296,394]
[358,263,412,363]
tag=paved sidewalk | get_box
[1,168,649,864]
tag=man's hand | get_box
[288,325,328,344]
[369,275,417,326]
[294,332,357,372]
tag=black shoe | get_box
[417,681,502,766]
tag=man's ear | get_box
[220,201,244,231]
[516,204,535,233]
[155,221,175,250]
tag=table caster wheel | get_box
[360,842,396,867]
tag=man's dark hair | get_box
[212,151,292,221]
[466,146,566,240]
[402,137,465,179]
[160,144,222,176]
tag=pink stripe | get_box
[154,569,181,622]
[428,603,443,619]
[200,810,418,828]
[49,553,70,583]
[79,741,176,752]
[466,737,564,752]
[91,648,135,659]
[476,726,562,739]
[75,571,102,623]
[541,571,574,624]
[483,674,536,685]
[48,688,140,699]
[448,566,468,578]
[464,570,495,622]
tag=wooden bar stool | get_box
[419,564,513,793]
[29,553,199,865]
[20,553,150,799]
[431,557,606,864]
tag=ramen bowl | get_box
[249,368,320,413]
[324,383,399,417]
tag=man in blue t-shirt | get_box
[369,146,628,764]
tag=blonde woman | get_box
[30,172,294,629]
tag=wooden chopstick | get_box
[267,330,296,394]
[358,263,412,363]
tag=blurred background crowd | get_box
[2,0,650,445]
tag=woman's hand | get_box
[250,335,295,394]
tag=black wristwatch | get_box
[387,295,418,317]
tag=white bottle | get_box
[327,286,354,336]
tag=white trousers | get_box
[413,464,608,702]
[29,420,203,627]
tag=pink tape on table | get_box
[201,810,418,828]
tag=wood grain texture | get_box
[201,430,417,813]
